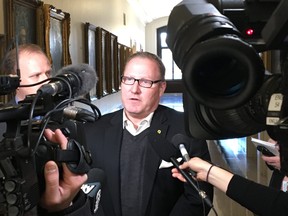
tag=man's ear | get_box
[160,81,167,95]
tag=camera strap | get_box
[55,139,92,174]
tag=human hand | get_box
[171,157,212,182]
[262,155,281,170]
[39,129,88,212]
[261,138,280,170]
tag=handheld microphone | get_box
[148,131,181,161]
[148,131,213,208]
[171,133,196,177]
[38,64,98,97]
[171,157,213,209]
[81,168,105,213]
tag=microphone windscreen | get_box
[82,168,105,203]
[57,64,98,96]
[148,131,180,161]
[86,168,106,185]
[171,133,190,148]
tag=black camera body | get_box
[0,93,97,215]
[166,0,288,174]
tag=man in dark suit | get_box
[76,51,213,216]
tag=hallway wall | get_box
[43,0,145,64]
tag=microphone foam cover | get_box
[87,168,106,185]
[57,63,98,96]
[148,131,180,161]
[171,133,191,148]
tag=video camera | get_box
[166,0,288,173]
[0,64,100,215]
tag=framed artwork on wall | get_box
[43,4,71,75]
[95,27,104,98]
[84,22,99,100]
[96,27,111,97]
[103,28,112,94]
[0,35,6,63]
[118,43,125,90]
[5,0,43,48]
[110,33,118,92]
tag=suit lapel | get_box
[142,107,169,215]
[103,111,123,215]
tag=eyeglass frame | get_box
[120,75,164,88]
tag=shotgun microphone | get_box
[38,64,98,97]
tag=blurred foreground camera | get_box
[167,0,288,174]
[0,63,100,215]
[167,0,288,139]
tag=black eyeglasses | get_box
[121,75,163,88]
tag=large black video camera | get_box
[0,64,100,215]
[166,0,288,173]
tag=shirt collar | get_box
[123,110,154,129]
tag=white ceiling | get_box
[127,0,182,24]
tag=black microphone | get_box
[148,131,181,161]
[148,131,213,208]
[38,64,98,97]
[63,106,98,122]
[81,168,105,214]
[171,133,196,177]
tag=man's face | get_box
[17,52,51,101]
[121,57,166,120]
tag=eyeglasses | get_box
[121,75,163,88]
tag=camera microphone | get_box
[38,64,98,97]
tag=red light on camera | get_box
[245,28,254,36]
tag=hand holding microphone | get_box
[171,133,197,177]
[148,131,213,208]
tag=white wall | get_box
[145,16,168,54]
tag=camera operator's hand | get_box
[39,129,88,212]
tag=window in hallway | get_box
[157,26,182,80]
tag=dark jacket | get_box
[227,174,288,216]
[78,105,213,216]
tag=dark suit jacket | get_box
[78,105,214,216]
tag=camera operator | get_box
[0,44,51,215]
[0,44,92,215]
[172,157,288,216]
[0,43,52,138]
